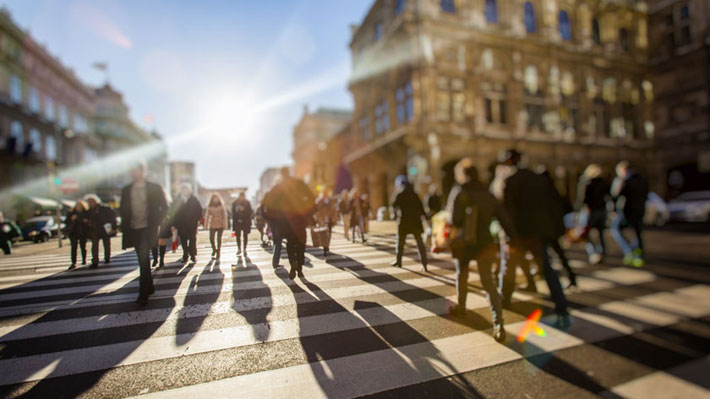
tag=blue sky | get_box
[2,0,371,193]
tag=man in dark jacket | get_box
[173,183,203,263]
[120,162,168,306]
[0,211,21,255]
[391,175,428,271]
[262,189,285,269]
[85,195,118,268]
[499,149,570,325]
[446,159,515,342]
[232,192,253,256]
[269,167,314,279]
[577,164,611,264]
[610,161,648,267]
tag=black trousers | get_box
[395,230,427,266]
[1,239,11,255]
[179,229,197,259]
[272,227,283,267]
[132,228,154,298]
[210,229,224,252]
[91,233,111,265]
[70,235,87,265]
[285,225,307,272]
[235,229,248,251]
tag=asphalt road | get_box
[0,223,707,398]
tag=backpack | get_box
[431,188,479,253]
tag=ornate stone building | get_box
[648,0,710,197]
[345,0,655,210]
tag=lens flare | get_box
[517,308,546,343]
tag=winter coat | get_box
[392,185,426,235]
[582,177,611,212]
[120,181,168,249]
[615,172,648,223]
[232,199,253,232]
[205,204,228,230]
[314,196,338,227]
[173,195,203,234]
[502,168,566,240]
[66,209,89,239]
[447,180,516,257]
[86,204,118,238]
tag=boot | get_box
[158,245,166,268]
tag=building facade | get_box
[345,0,655,210]
[0,8,98,193]
[257,166,285,203]
[168,161,197,200]
[292,106,352,192]
[647,0,710,197]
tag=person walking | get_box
[338,189,352,240]
[446,159,515,342]
[577,164,610,264]
[271,167,314,279]
[254,204,267,246]
[425,184,443,218]
[263,188,286,269]
[119,162,168,306]
[66,201,89,270]
[610,161,648,267]
[539,168,577,288]
[361,192,372,233]
[205,193,228,260]
[349,189,366,243]
[85,194,118,269]
[173,183,203,263]
[314,189,337,256]
[232,192,253,257]
[499,149,570,326]
[0,211,21,255]
[391,175,428,272]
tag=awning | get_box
[28,197,61,209]
[61,199,77,208]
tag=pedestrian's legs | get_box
[209,229,217,254]
[235,229,242,253]
[610,213,632,256]
[414,233,428,269]
[499,247,519,306]
[158,243,166,266]
[216,229,223,258]
[102,234,111,262]
[272,228,282,268]
[296,226,307,270]
[395,232,406,265]
[180,234,189,260]
[0,240,9,255]
[475,246,504,326]
[189,230,197,259]
[151,245,158,265]
[359,218,366,242]
[242,230,248,254]
[532,241,568,315]
[454,255,470,308]
[79,237,87,264]
[550,239,575,285]
[134,229,154,300]
[70,236,78,265]
[90,235,100,266]
[342,215,351,240]
[631,220,644,254]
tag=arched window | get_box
[592,19,601,45]
[395,0,405,16]
[485,0,498,23]
[440,0,455,14]
[524,2,537,33]
[558,11,572,41]
[46,134,56,161]
[29,128,41,153]
[10,121,23,152]
[619,28,629,51]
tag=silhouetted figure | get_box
[577,164,611,264]
[349,188,367,243]
[173,183,203,263]
[119,162,168,306]
[338,189,352,240]
[391,175,428,271]
[446,159,515,342]
[85,194,117,268]
[610,161,648,267]
[66,201,89,270]
[314,189,337,255]
[232,192,253,256]
[0,211,21,255]
[205,193,228,260]
[262,189,284,269]
[499,149,570,326]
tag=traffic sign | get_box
[58,178,79,194]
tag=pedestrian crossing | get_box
[0,232,708,398]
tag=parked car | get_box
[20,216,61,243]
[667,191,710,223]
[645,192,670,226]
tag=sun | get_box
[203,96,259,139]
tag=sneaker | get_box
[588,253,602,265]
[555,313,571,329]
[631,257,645,267]
[67,264,76,270]
[448,305,467,317]
[623,254,634,265]
[297,270,304,278]
[493,324,506,342]
[390,260,402,268]
[104,259,111,265]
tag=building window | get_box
[45,97,55,121]
[485,0,498,24]
[436,77,451,121]
[374,100,390,135]
[524,90,544,131]
[46,134,56,161]
[440,0,455,14]
[592,19,601,45]
[395,0,405,16]
[560,97,578,134]
[74,114,89,134]
[58,105,69,128]
[29,128,41,154]
[451,78,465,122]
[359,115,371,141]
[619,28,629,51]
[594,98,611,138]
[483,84,507,125]
[681,5,689,20]
[396,80,414,124]
[10,121,23,153]
[622,102,638,138]
[524,2,536,33]
[374,23,383,41]
[558,11,572,41]
[9,75,22,104]
[28,87,40,113]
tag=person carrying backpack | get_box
[445,158,515,342]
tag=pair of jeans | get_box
[272,227,283,267]
[179,229,197,260]
[610,213,643,256]
[209,228,223,254]
[70,235,87,265]
[234,228,248,252]
[455,244,503,326]
[585,210,607,258]
[395,230,427,267]
[90,234,110,265]
[501,236,568,314]
[132,228,154,298]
